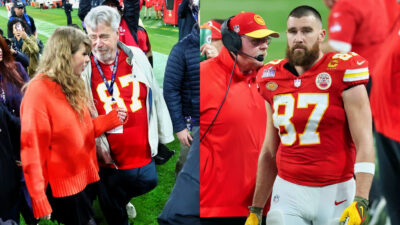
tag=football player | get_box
[245,5,374,225]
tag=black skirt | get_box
[47,182,98,225]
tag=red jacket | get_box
[20,75,122,218]
[200,47,268,217]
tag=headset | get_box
[221,16,242,55]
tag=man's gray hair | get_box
[84,6,121,32]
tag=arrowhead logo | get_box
[357,60,366,65]
[335,200,347,205]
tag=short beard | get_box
[286,42,320,67]
[93,49,113,64]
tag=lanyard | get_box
[93,50,119,101]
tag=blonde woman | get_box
[20,27,127,225]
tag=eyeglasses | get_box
[88,33,112,42]
[242,35,272,46]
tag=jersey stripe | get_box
[343,67,369,82]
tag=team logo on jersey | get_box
[233,25,240,33]
[254,14,266,26]
[294,78,301,88]
[273,194,280,203]
[328,59,338,69]
[316,72,332,90]
[266,81,278,91]
[330,22,342,33]
[261,66,276,78]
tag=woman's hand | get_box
[116,107,127,123]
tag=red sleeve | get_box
[339,52,369,89]
[20,79,52,218]
[92,109,123,137]
[328,2,358,44]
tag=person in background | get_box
[0,27,29,72]
[0,33,34,225]
[144,0,153,19]
[82,6,174,225]
[0,104,20,225]
[153,0,163,20]
[248,5,374,225]
[320,0,393,89]
[201,12,279,225]
[177,0,198,40]
[7,1,37,38]
[64,0,73,25]
[20,26,126,225]
[163,18,199,176]
[157,13,200,224]
[8,18,39,78]
[200,19,223,60]
[370,16,400,225]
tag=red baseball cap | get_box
[200,20,222,40]
[229,12,279,38]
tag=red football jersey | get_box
[91,50,151,169]
[370,20,400,142]
[119,19,139,48]
[257,52,369,186]
[328,0,389,74]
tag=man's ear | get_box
[319,29,326,42]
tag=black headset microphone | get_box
[239,51,264,62]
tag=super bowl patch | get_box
[315,72,332,90]
[261,66,276,78]
[266,81,278,91]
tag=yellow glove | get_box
[244,206,262,225]
[339,196,369,225]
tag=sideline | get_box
[0,9,169,87]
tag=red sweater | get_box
[20,75,122,218]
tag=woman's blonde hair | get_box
[34,26,91,117]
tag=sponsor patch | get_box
[294,78,301,88]
[315,72,332,90]
[254,14,266,26]
[266,81,278,91]
[261,66,276,78]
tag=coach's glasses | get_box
[242,35,272,47]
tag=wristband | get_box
[354,196,369,208]
[354,162,375,175]
[248,206,263,214]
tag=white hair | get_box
[84,6,121,32]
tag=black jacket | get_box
[64,2,73,13]
[163,24,200,133]
[0,104,20,216]
[177,0,196,40]
[7,8,36,39]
